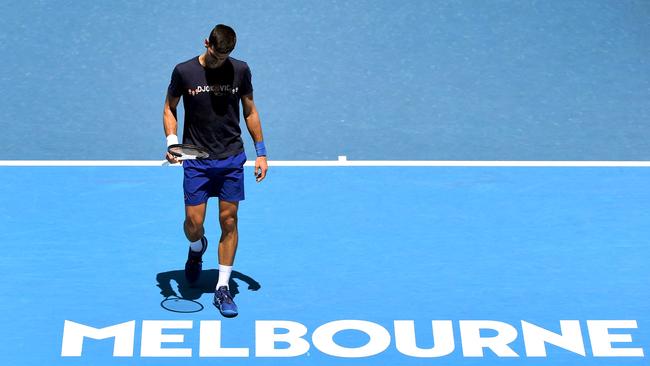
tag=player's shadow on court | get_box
[156,269,261,301]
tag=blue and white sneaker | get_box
[184,236,208,284]
[214,286,238,317]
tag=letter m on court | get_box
[61,320,135,357]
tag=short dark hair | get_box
[208,24,237,53]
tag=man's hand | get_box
[255,156,268,182]
[166,152,180,165]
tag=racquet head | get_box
[168,144,210,160]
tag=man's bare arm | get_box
[242,93,268,182]
[242,93,263,143]
[163,93,181,163]
[164,93,181,137]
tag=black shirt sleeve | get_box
[167,66,184,97]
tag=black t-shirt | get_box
[168,56,253,159]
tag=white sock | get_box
[189,238,203,252]
[216,265,233,289]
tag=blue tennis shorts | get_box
[183,151,246,205]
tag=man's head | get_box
[203,24,236,68]
[209,24,236,53]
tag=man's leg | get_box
[214,199,239,317]
[184,203,208,283]
[217,200,239,266]
[184,203,207,242]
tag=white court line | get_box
[1,156,650,167]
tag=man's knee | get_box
[219,213,238,233]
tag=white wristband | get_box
[166,134,179,147]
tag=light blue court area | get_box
[1,166,649,365]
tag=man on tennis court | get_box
[163,24,268,317]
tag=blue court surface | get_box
[1,165,649,365]
[2,0,650,365]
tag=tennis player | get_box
[163,24,268,317]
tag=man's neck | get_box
[198,53,208,67]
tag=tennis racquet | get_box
[167,144,210,161]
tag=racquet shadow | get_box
[156,269,261,302]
